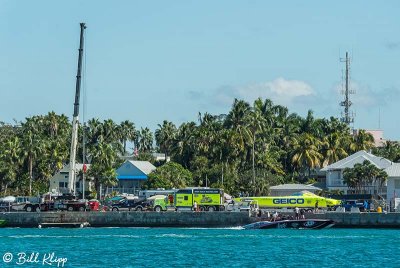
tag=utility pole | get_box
[340,52,355,129]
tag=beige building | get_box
[49,164,92,195]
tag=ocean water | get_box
[0,227,398,268]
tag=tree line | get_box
[1,98,399,197]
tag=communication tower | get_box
[340,52,355,128]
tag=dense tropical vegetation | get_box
[343,160,388,194]
[1,97,397,197]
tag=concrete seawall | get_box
[312,212,400,228]
[2,211,400,228]
[0,211,252,228]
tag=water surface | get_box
[0,227,397,267]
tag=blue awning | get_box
[117,175,147,180]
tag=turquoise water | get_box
[0,227,399,267]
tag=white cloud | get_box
[338,82,400,107]
[247,77,314,99]
[212,77,315,107]
[187,78,399,122]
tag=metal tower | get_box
[340,52,355,126]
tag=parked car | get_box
[343,200,365,212]
[111,198,150,211]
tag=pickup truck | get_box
[111,198,150,211]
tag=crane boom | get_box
[68,23,86,195]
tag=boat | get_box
[38,222,90,228]
[243,219,335,230]
[234,191,341,211]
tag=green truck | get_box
[175,188,224,211]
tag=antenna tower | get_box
[340,52,355,127]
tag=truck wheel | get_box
[67,206,74,212]
[154,206,162,212]
[79,206,85,212]
[200,206,206,211]
[112,207,119,212]
[208,206,215,212]
[35,206,41,212]
[25,206,33,212]
[136,206,143,211]
[0,208,6,212]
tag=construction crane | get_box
[68,23,86,195]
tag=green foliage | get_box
[145,162,193,189]
[0,97,393,196]
[343,160,388,194]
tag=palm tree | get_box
[0,136,22,194]
[155,120,177,159]
[118,120,136,155]
[343,160,387,194]
[138,127,153,153]
[373,140,400,162]
[352,129,375,152]
[171,122,197,168]
[102,119,118,144]
[21,116,46,195]
[245,99,267,185]
[88,141,118,198]
[321,132,348,167]
[291,133,323,181]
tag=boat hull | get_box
[243,219,335,230]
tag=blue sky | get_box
[1,1,399,139]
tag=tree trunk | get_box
[29,155,33,196]
[220,151,224,186]
[252,134,256,185]
[94,178,100,200]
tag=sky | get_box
[1,1,399,140]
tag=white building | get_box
[385,163,400,203]
[49,164,92,195]
[321,150,392,196]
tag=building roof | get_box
[127,161,156,175]
[116,160,157,180]
[269,184,321,191]
[385,163,400,177]
[321,150,392,171]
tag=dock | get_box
[38,222,90,228]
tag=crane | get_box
[68,23,86,195]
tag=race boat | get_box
[243,219,335,230]
[234,191,341,210]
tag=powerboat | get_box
[243,219,335,229]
